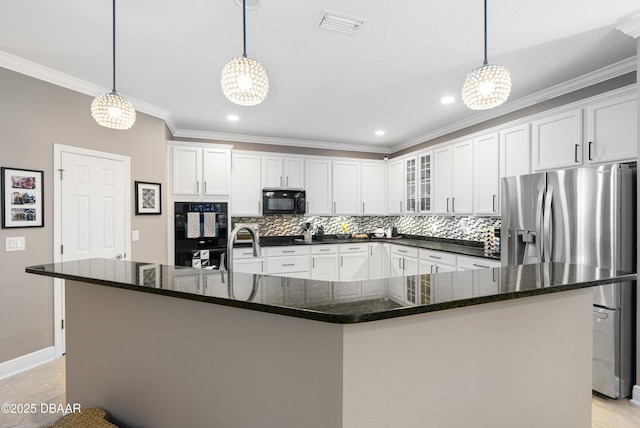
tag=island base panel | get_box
[343,288,593,428]
[65,280,592,428]
[65,280,344,428]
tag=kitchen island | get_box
[27,259,635,428]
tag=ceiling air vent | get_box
[316,10,367,35]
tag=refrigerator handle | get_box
[535,189,545,262]
[543,185,554,262]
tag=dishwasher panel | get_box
[592,307,620,398]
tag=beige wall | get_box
[0,68,168,363]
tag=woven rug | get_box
[44,408,119,428]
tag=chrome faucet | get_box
[225,224,261,285]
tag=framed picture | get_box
[135,181,162,215]
[1,167,44,228]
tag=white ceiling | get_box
[0,0,638,153]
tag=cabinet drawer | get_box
[311,244,339,255]
[391,245,419,258]
[339,243,369,253]
[456,255,501,270]
[266,246,311,257]
[419,249,456,266]
[233,248,262,259]
[266,255,310,274]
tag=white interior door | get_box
[60,152,127,261]
[53,144,131,356]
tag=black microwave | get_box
[262,190,306,215]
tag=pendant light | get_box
[221,0,269,106]
[461,0,511,110]
[91,0,136,129]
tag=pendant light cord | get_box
[483,0,488,66]
[112,0,117,92]
[242,0,247,58]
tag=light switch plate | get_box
[132,230,140,241]
[6,237,25,252]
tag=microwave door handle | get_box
[543,185,554,262]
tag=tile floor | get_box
[1,357,640,428]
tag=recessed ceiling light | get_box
[441,96,455,104]
[227,114,239,121]
[375,130,385,136]
[234,0,260,10]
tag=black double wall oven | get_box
[174,202,227,269]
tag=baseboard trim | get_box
[630,385,640,407]
[0,347,56,380]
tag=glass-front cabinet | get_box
[404,151,432,214]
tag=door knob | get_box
[114,253,124,260]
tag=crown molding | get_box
[617,10,640,38]
[0,50,173,123]
[2,48,635,155]
[172,128,390,154]
[391,56,638,152]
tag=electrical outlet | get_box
[6,237,25,252]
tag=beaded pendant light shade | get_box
[461,0,511,110]
[91,0,136,129]
[221,0,269,106]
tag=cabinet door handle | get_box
[398,258,402,269]
[204,181,207,193]
[588,141,593,161]
[446,198,450,213]
[402,258,405,270]
[282,263,295,267]
[319,248,330,252]
[370,247,373,256]
[398,249,407,253]
[196,181,199,194]
[282,250,295,253]
[574,144,580,163]
[436,266,439,273]
[473,263,490,269]
[333,202,336,213]
[430,265,434,274]
[400,201,403,213]
[452,197,455,212]
[492,195,497,212]
[286,176,289,187]
[280,176,283,187]
[306,201,309,213]
[312,258,315,269]
[429,255,442,260]
[341,256,344,267]
[362,202,365,214]
[258,200,261,213]
[348,247,360,250]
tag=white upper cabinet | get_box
[202,148,231,195]
[586,92,637,164]
[172,146,201,195]
[305,159,332,215]
[500,124,531,178]
[532,108,583,171]
[386,159,404,215]
[474,133,500,215]
[231,153,262,216]
[435,141,473,215]
[361,162,386,215]
[433,147,452,214]
[332,161,361,215]
[417,152,433,214]
[262,156,304,189]
[171,145,231,197]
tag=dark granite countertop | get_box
[26,259,635,324]
[247,234,501,260]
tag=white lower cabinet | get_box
[456,255,501,271]
[310,245,339,281]
[265,246,310,279]
[339,243,369,281]
[368,243,390,280]
[232,248,264,274]
[418,249,457,274]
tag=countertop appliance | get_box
[501,163,636,398]
[262,189,305,215]
[174,202,228,269]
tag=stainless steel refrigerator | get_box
[501,163,636,398]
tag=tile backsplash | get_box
[232,215,501,242]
